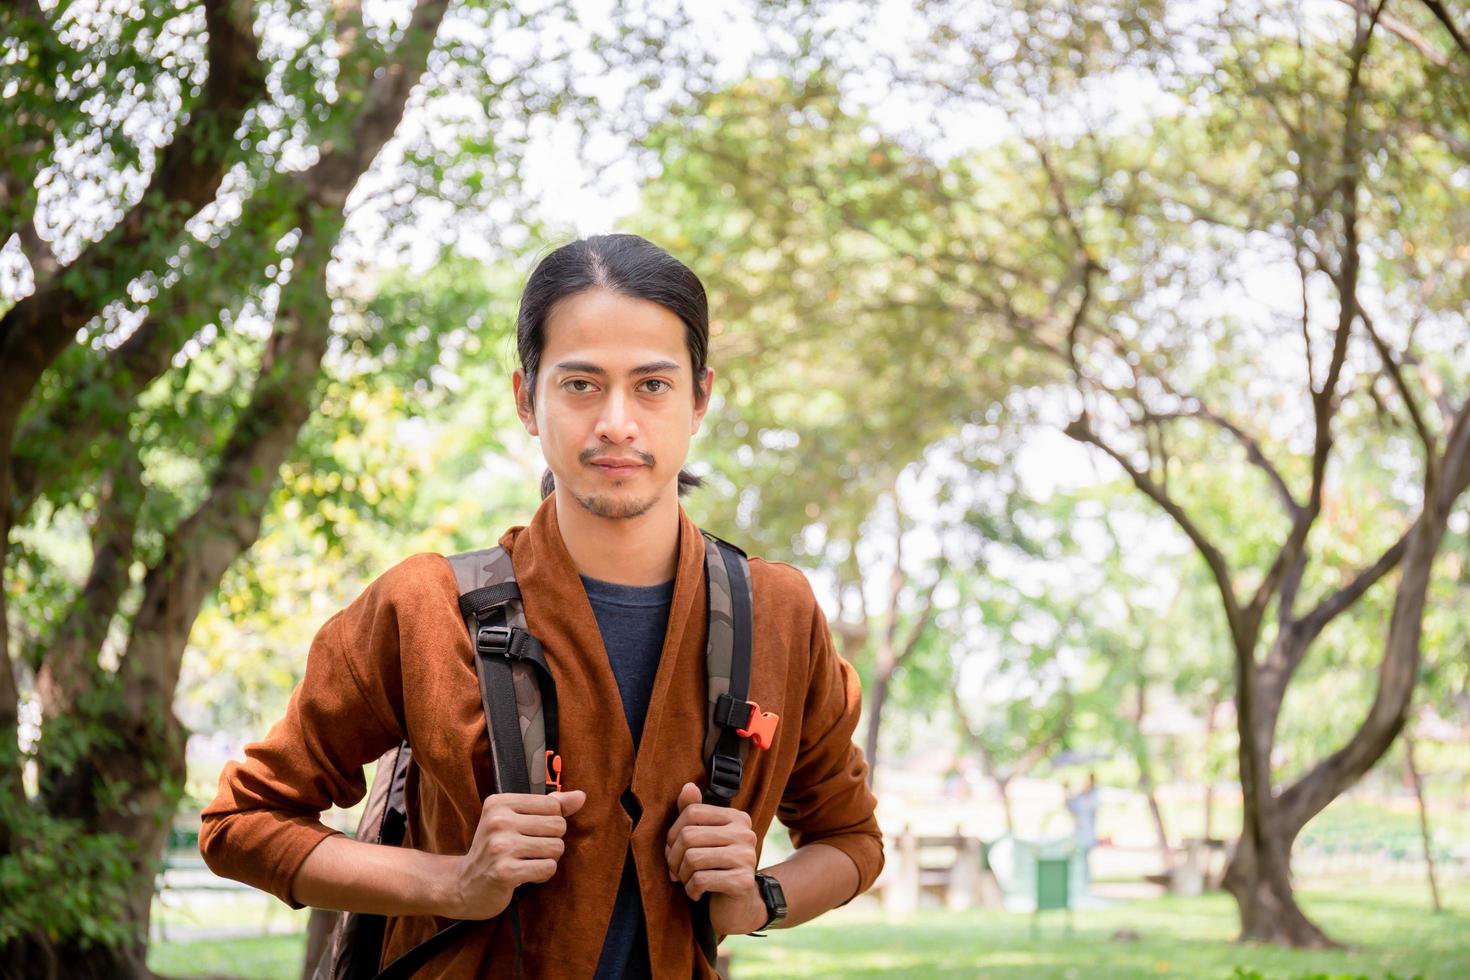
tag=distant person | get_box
[1066,772,1101,887]
[198,234,884,978]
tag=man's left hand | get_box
[664,782,766,935]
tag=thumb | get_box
[551,789,587,817]
[677,781,701,811]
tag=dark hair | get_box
[516,233,710,500]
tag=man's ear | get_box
[513,369,539,436]
[691,366,714,434]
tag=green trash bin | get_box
[1033,855,1073,938]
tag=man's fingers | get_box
[675,844,753,884]
[484,792,565,816]
[551,789,587,816]
[665,824,753,878]
[515,857,560,885]
[505,811,568,838]
[683,868,748,901]
[665,802,748,848]
[513,834,566,861]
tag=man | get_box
[200,234,884,978]
[1065,772,1100,892]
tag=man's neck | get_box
[553,488,681,586]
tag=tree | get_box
[0,0,644,972]
[885,0,1470,945]
[2,4,457,972]
[946,569,1077,835]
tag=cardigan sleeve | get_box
[775,598,885,899]
[198,563,409,908]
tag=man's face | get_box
[513,287,712,520]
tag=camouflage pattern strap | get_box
[701,531,740,764]
[447,547,548,796]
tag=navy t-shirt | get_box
[579,573,674,980]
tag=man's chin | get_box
[571,488,661,520]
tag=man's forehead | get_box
[541,291,693,374]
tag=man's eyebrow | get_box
[550,359,682,377]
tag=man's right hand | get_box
[447,789,586,920]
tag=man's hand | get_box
[447,789,586,920]
[664,782,766,935]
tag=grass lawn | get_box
[724,882,1468,979]
[149,881,1468,979]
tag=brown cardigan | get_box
[199,493,883,978]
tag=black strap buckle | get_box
[476,625,512,656]
[714,692,753,730]
[707,752,743,803]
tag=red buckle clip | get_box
[545,751,563,793]
[736,702,780,750]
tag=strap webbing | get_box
[719,541,753,705]
[372,917,479,980]
[693,534,754,973]
[475,611,532,796]
[459,581,522,620]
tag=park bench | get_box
[876,827,1000,915]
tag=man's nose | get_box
[595,389,638,442]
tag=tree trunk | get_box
[863,668,892,787]
[997,776,1015,835]
[1142,778,1173,875]
[1222,635,1338,948]
[1202,693,1221,841]
[2,704,184,980]
[1203,782,1215,843]
[1132,681,1174,873]
[1404,733,1443,913]
[0,936,155,980]
[1221,827,1335,947]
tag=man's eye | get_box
[565,380,594,393]
[642,380,670,394]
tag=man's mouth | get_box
[592,459,646,477]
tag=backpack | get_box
[308,530,772,980]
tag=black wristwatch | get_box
[752,872,787,934]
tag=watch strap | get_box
[753,872,787,933]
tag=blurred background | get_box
[2,0,1468,977]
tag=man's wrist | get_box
[426,851,467,918]
[710,878,770,936]
[749,879,775,933]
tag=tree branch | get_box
[1139,398,1300,517]
[34,438,142,809]
[1303,0,1381,514]
[1418,0,1470,61]
[1278,395,1470,834]
[1332,0,1449,65]
[893,556,949,673]
[8,193,289,528]
[1287,523,1414,659]
[116,0,452,710]
[1063,412,1246,648]
[0,0,264,425]
[1358,307,1437,459]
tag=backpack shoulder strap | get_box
[446,547,560,798]
[692,530,763,970]
[699,530,757,806]
[364,549,554,980]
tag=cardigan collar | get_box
[498,490,708,770]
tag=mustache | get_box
[580,448,655,466]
